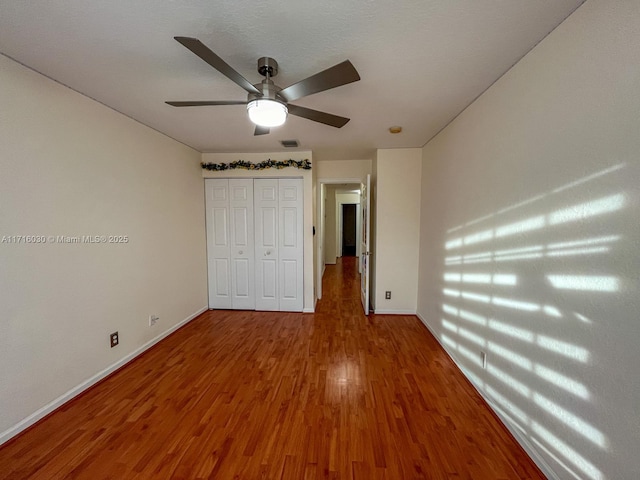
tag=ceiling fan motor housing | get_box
[257,57,278,78]
[252,57,287,105]
[249,77,286,105]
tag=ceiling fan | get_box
[166,37,361,136]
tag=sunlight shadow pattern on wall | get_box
[436,164,627,480]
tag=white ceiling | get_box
[0,0,584,160]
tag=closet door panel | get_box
[205,179,232,309]
[229,179,255,309]
[278,178,304,312]
[261,260,277,299]
[254,179,279,311]
[232,208,248,245]
[233,258,250,296]
[213,259,230,296]
[260,208,277,247]
[282,208,297,246]
[212,208,228,245]
[281,259,298,299]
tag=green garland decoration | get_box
[201,159,311,171]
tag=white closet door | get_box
[254,179,279,311]
[278,178,304,312]
[205,179,232,309]
[229,179,255,310]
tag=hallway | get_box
[0,258,544,479]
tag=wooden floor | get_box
[0,257,544,479]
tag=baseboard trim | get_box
[0,305,208,447]
[415,311,438,337]
[303,307,315,313]
[374,309,416,315]
[414,311,559,480]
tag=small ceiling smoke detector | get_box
[280,139,300,148]
[389,126,402,134]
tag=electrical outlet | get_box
[110,332,119,348]
[149,315,159,327]
[481,351,487,369]
[385,291,391,300]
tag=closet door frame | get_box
[206,176,304,312]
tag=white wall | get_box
[375,148,422,314]
[416,2,640,479]
[0,54,208,443]
[316,159,371,181]
[201,152,315,312]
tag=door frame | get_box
[316,177,362,300]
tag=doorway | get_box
[341,204,357,256]
[316,179,362,300]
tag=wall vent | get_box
[280,139,299,148]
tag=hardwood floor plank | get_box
[0,257,545,479]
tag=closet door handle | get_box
[265,250,271,256]
[238,250,243,255]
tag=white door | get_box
[360,174,371,315]
[254,179,279,311]
[278,178,304,312]
[205,179,232,309]
[229,179,255,310]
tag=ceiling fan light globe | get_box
[247,99,288,127]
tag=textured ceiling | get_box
[0,1,584,160]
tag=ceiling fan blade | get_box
[165,100,247,107]
[254,125,270,136]
[174,36,261,95]
[287,104,350,128]
[279,60,360,102]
